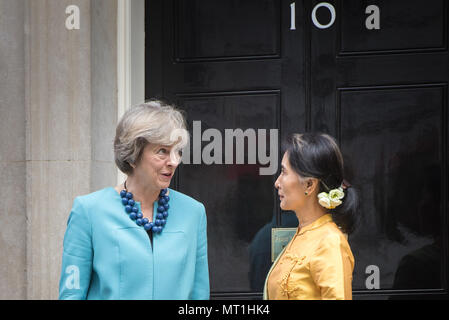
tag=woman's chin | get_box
[280,201,295,211]
[156,177,171,189]
[158,182,170,190]
[279,202,288,211]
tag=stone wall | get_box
[0,0,27,300]
[0,0,118,299]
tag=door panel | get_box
[175,0,280,60]
[339,85,445,291]
[339,0,447,54]
[177,92,280,292]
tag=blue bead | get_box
[164,203,170,210]
[120,190,127,198]
[160,189,167,196]
[129,213,137,220]
[137,212,143,219]
[157,226,163,233]
[132,206,138,213]
[128,199,135,207]
[162,211,168,218]
[125,205,132,213]
[164,196,170,202]
[144,223,153,231]
[142,218,149,225]
[158,198,166,205]
[153,226,160,233]
[121,198,129,205]
[157,206,165,213]
[156,213,163,219]
[161,219,166,226]
[148,222,155,230]
[155,219,161,226]
[136,219,143,226]
[126,192,133,199]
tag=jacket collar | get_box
[298,214,333,235]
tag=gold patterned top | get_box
[265,214,354,300]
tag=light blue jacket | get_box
[59,187,209,300]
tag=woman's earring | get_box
[305,192,308,196]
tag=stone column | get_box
[91,0,118,192]
[0,0,27,300]
[0,0,118,299]
[25,0,92,299]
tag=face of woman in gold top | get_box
[275,133,358,234]
[274,152,319,212]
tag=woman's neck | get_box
[294,198,328,230]
[124,175,160,207]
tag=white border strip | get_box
[117,0,146,185]
[117,0,131,185]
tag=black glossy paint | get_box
[146,0,449,299]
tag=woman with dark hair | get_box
[263,133,358,300]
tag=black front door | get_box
[146,0,449,299]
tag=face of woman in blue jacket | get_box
[132,143,182,190]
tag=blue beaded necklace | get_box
[120,181,170,234]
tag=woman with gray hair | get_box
[59,100,209,300]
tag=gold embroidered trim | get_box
[276,253,307,297]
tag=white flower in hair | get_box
[317,187,345,209]
[318,192,332,208]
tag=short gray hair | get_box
[114,100,189,175]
